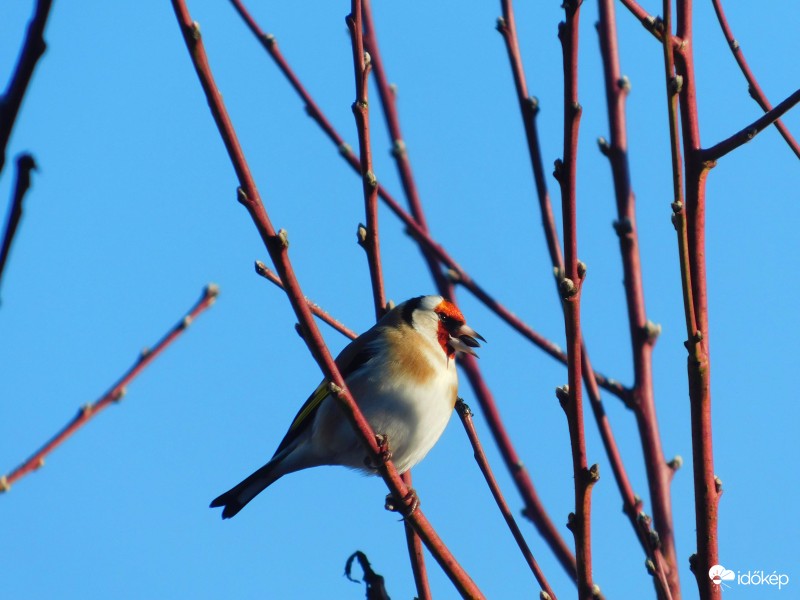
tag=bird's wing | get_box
[271,332,380,456]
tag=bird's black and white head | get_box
[398,295,484,358]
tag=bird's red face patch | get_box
[434,300,466,357]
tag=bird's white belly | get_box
[312,352,457,474]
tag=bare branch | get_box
[596,1,680,596]
[1,284,219,492]
[0,0,53,176]
[710,0,800,159]
[700,89,800,162]
[456,400,558,600]
[0,153,36,301]
[557,2,597,598]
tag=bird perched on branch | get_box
[211,295,483,519]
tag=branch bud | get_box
[338,142,352,156]
[365,170,378,188]
[0,476,9,493]
[577,261,587,280]
[667,455,683,471]
[649,529,661,549]
[391,139,406,158]
[356,223,368,246]
[644,320,662,343]
[559,277,577,298]
[540,592,552,600]
[566,511,575,531]
[552,159,564,182]
[597,136,611,156]
[526,96,540,115]
[617,75,631,94]
[592,584,603,600]
[276,229,290,249]
[385,299,395,311]
[261,33,276,48]
[294,323,305,340]
[645,559,656,576]
[496,17,507,32]
[714,475,723,494]
[587,463,600,484]
[670,75,684,95]
[556,385,570,409]
[446,268,461,283]
[612,218,633,236]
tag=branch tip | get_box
[592,583,603,599]
[205,282,220,299]
[540,592,552,600]
[0,476,8,492]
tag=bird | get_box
[210,295,483,519]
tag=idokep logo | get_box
[709,564,790,591]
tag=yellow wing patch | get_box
[289,379,329,432]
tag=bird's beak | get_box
[449,324,485,358]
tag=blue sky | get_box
[1,1,798,598]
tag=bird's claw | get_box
[364,434,393,470]
[384,488,420,517]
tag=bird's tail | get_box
[210,460,281,519]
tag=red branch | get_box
[0,284,219,492]
[170,3,483,597]
[557,3,596,599]
[226,0,628,406]
[0,0,53,176]
[673,2,720,598]
[456,400,558,600]
[347,1,386,320]
[350,0,584,582]
[347,4,429,596]
[700,89,800,162]
[596,1,680,596]
[710,0,800,158]
[0,153,36,300]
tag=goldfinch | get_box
[210,295,483,518]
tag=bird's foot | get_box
[364,434,393,470]
[385,488,420,517]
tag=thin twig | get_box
[360,0,451,297]
[456,400,558,600]
[557,3,597,599]
[347,6,429,595]
[700,89,800,162]
[226,0,629,406]
[347,2,386,320]
[710,0,800,159]
[0,284,219,492]
[0,0,53,176]
[170,4,483,597]
[255,261,358,339]
[0,153,36,300]
[596,1,679,597]
[674,3,721,598]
